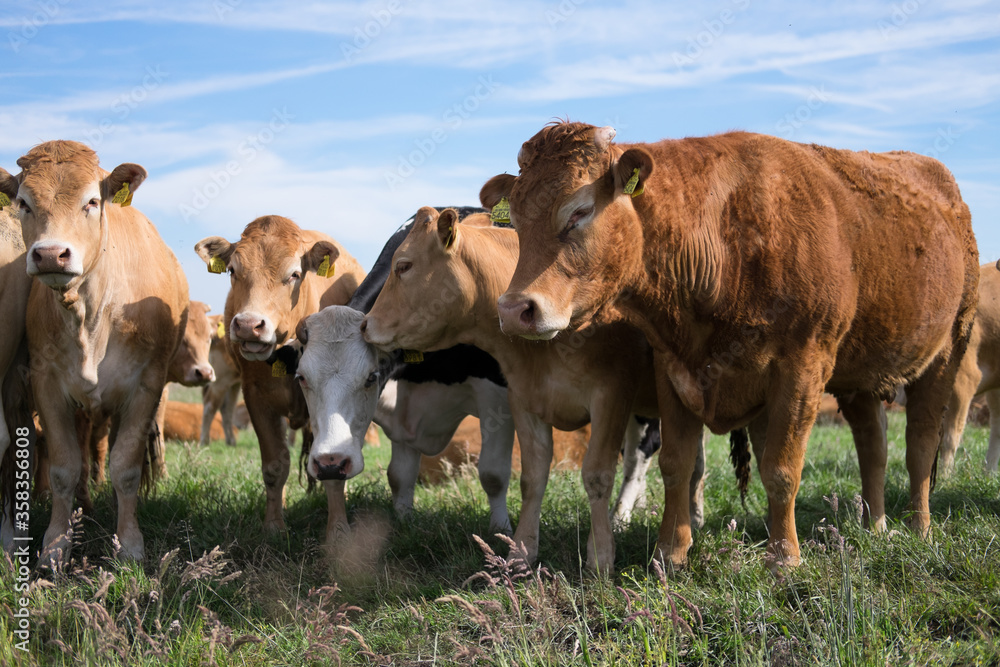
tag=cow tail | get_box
[729,427,751,509]
[298,426,317,493]
[142,417,164,495]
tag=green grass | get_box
[3,413,1000,665]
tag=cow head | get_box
[364,206,488,351]
[0,141,147,290]
[481,122,649,339]
[194,216,339,361]
[294,306,388,481]
[168,301,217,386]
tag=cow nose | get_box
[498,295,536,333]
[232,315,266,339]
[313,453,353,480]
[32,245,73,273]
[194,365,215,383]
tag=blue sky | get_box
[2,0,998,311]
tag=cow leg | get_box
[583,394,632,575]
[108,380,164,561]
[475,393,515,537]
[938,350,980,473]
[387,439,423,518]
[221,383,240,447]
[509,401,553,565]
[37,395,83,567]
[904,355,962,538]
[985,390,1000,472]
[652,372,704,569]
[244,387,290,533]
[200,384,220,447]
[322,479,349,550]
[837,392,888,531]
[612,416,648,527]
[758,355,829,571]
[74,414,95,514]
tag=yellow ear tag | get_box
[490,197,512,227]
[208,256,226,274]
[316,254,334,278]
[111,182,133,207]
[216,321,226,339]
[622,168,643,197]
[271,359,287,378]
[0,193,10,210]
[403,350,424,364]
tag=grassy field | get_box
[3,410,1000,666]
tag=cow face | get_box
[1,141,146,290]
[168,301,217,386]
[363,207,474,351]
[294,306,385,481]
[194,216,339,361]
[481,122,650,339]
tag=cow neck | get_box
[45,205,118,404]
[453,227,554,369]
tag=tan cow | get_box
[0,205,33,549]
[482,122,978,570]
[364,208,704,572]
[1,140,188,563]
[195,216,365,543]
[201,314,242,447]
[938,262,1000,472]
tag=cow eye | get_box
[287,271,302,284]
[16,198,31,215]
[364,371,379,388]
[228,267,236,279]
[295,373,307,389]
[394,260,411,277]
[566,206,593,231]
[84,198,100,212]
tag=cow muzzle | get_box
[310,451,360,481]
[230,312,276,360]
[497,292,562,340]
[27,241,83,287]
[184,363,216,386]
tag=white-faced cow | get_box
[363,207,705,572]
[1,141,189,564]
[482,122,978,570]
[195,216,365,544]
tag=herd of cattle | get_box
[0,122,998,576]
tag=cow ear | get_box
[295,317,310,346]
[436,208,460,251]
[102,163,148,201]
[194,236,235,271]
[0,168,17,202]
[303,240,340,275]
[413,206,439,228]
[612,148,654,197]
[480,174,516,209]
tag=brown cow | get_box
[195,216,365,544]
[1,140,188,563]
[938,262,1000,472]
[201,314,242,447]
[0,205,33,549]
[482,122,978,570]
[364,208,704,572]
